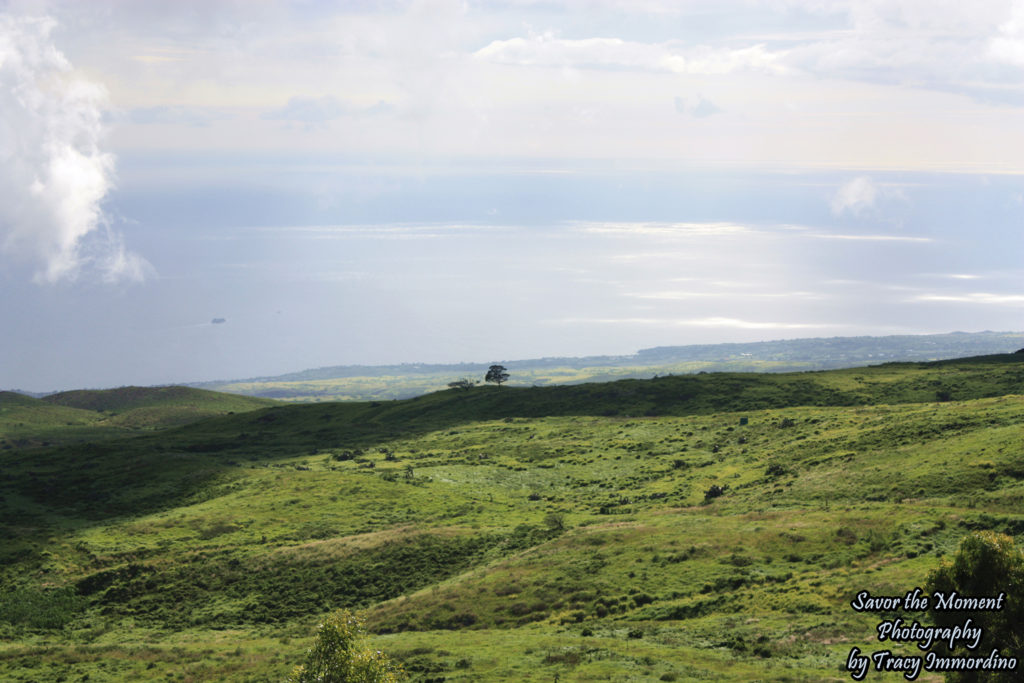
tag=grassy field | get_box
[2,356,1023,681]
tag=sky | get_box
[1,0,1023,391]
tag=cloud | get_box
[554,316,828,330]
[674,95,723,118]
[681,317,823,330]
[129,105,228,127]
[474,33,785,75]
[263,95,345,125]
[805,233,931,243]
[570,221,751,236]
[628,290,823,300]
[773,1,1024,104]
[0,15,147,283]
[830,176,879,216]
[988,0,1024,66]
[914,292,1024,304]
[245,223,496,240]
[829,176,912,217]
[262,95,395,128]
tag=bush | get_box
[288,610,405,682]
[544,512,567,532]
[925,532,1024,682]
[703,484,727,502]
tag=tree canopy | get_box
[288,610,404,683]
[485,364,509,386]
[925,531,1024,681]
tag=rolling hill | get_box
[0,386,276,450]
[1,355,1023,681]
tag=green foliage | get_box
[73,534,500,628]
[0,587,85,629]
[926,532,1024,681]
[544,512,567,532]
[288,610,404,682]
[485,365,510,386]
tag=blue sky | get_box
[1,1,1023,390]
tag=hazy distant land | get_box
[192,331,1024,402]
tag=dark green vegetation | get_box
[2,356,1024,680]
[194,330,1024,402]
[926,532,1024,681]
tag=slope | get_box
[42,385,277,428]
[1,356,1023,681]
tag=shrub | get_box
[835,527,858,545]
[544,512,567,532]
[703,484,727,502]
[925,532,1024,681]
[287,610,405,682]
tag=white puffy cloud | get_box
[0,14,147,283]
[830,176,879,216]
[989,0,1024,66]
[779,0,1024,100]
[829,177,914,218]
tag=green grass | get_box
[0,386,276,451]
[2,355,1023,680]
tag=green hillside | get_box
[1,357,1023,681]
[42,385,277,426]
[0,386,277,451]
[1,391,109,449]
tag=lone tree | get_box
[485,364,509,386]
[288,610,404,682]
